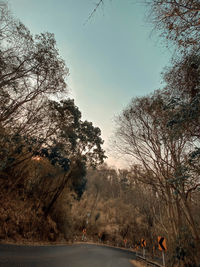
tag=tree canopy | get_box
[0,2,106,225]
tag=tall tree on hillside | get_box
[47,99,106,167]
[0,2,69,171]
[39,99,106,215]
[114,92,200,261]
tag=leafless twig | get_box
[84,0,104,25]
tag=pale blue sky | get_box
[8,0,172,167]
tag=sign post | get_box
[82,228,87,241]
[135,245,138,256]
[98,233,101,243]
[124,239,127,248]
[158,236,167,267]
[162,251,165,267]
[134,242,140,256]
[141,239,146,259]
[135,242,140,256]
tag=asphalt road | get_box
[0,243,137,267]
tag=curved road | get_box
[0,243,137,267]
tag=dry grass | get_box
[0,188,60,243]
[130,259,146,267]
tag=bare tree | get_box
[0,3,68,128]
[114,91,200,260]
[149,0,200,50]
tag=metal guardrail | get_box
[136,255,163,267]
[76,241,165,266]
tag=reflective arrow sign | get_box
[141,239,146,248]
[158,236,167,251]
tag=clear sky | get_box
[8,0,172,168]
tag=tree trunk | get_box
[44,170,71,217]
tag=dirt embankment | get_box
[0,189,61,244]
